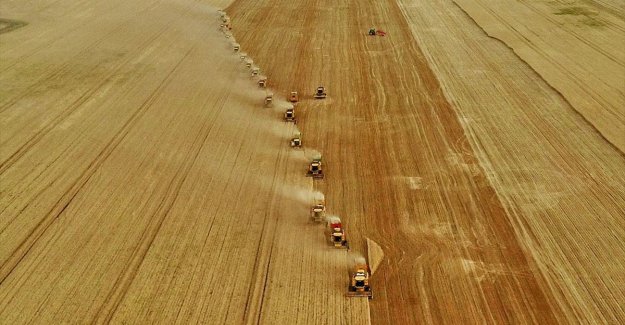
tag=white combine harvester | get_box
[311,200,325,222]
[265,93,273,107]
[284,106,296,123]
[290,133,302,148]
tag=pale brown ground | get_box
[0,0,367,324]
[1,0,624,324]
[398,0,625,322]
[453,0,625,153]
[228,0,625,324]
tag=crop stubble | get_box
[228,0,625,323]
[1,0,368,324]
[1,0,624,324]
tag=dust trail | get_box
[292,125,301,138]
[326,215,341,224]
[270,98,295,114]
[276,185,324,206]
[313,190,324,203]
[349,255,367,269]
[263,122,290,141]
[213,7,314,171]
[304,148,322,161]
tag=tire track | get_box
[397,0,625,322]
[0,13,175,174]
[0,46,191,283]
[589,0,625,20]
[521,0,624,65]
[452,0,625,151]
[0,0,163,74]
[475,0,624,74]
[92,46,237,323]
[1,14,132,110]
[229,0,566,323]
[467,0,614,92]
[241,140,288,325]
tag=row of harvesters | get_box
[219,9,371,300]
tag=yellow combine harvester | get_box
[306,158,323,178]
[284,107,296,123]
[347,259,372,299]
[314,86,327,99]
[311,201,325,222]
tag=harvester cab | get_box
[306,159,324,178]
[251,67,259,76]
[289,91,299,103]
[368,28,376,36]
[258,77,267,88]
[233,43,240,52]
[284,107,296,123]
[314,86,327,99]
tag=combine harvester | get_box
[289,91,299,103]
[347,257,372,299]
[310,197,325,222]
[290,132,302,148]
[368,28,386,36]
[284,106,297,123]
[265,93,273,107]
[327,216,348,249]
[314,86,327,99]
[306,157,324,178]
[220,12,232,31]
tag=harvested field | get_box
[453,0,625,152]
[0,0,367,323]
[228,0,625,323]
[0,19,27,35]
[1,0,624,324]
